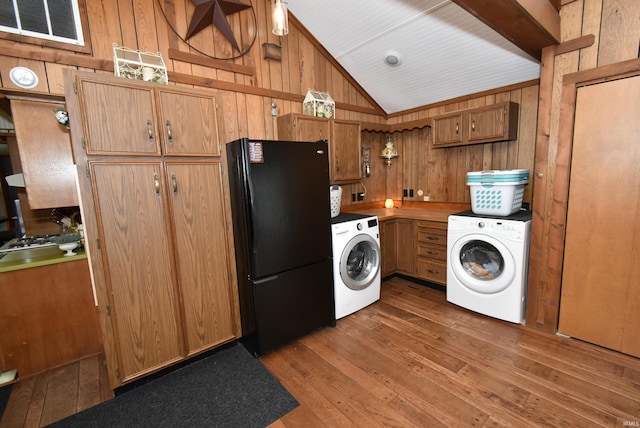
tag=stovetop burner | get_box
[0,235,59,253]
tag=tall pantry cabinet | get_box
[64,71,241,388]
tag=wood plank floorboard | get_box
[1,277,638,427]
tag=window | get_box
[0,0,84,46]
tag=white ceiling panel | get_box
[288,0,541,114]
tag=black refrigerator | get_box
[226,138,335,356]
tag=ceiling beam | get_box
[452,0,561,61]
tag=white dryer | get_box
[447,210,532,324]
[331,213,381,319]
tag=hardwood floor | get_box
[2,277,639,427]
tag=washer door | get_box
[449,233,515,294]
[339,234,380,290]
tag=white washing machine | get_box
[447,210,532,324]
[331,213,381,319]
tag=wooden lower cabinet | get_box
[416,221,447,285]
[0,259,101,376]
[380,220,397,277]
[90,160,240,385]
[395,219,416,276]
[379,217,448,286]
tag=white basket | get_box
[329,185,342,218]
[469,183,526,216]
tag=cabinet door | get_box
[467,104,508,143]
[166,161,239,355]
[91,162,182,381]
[157,90,220,156]
[432,112,464,146]
[289,114,331,142]
[380,220,397,277]
[330,120,362,183]
[10,98,79,208]
[77,78,161,155]
[395,219,416,275]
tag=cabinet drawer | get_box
[417,243,447,261]
[417,259,447,285]
[417,228,447,245]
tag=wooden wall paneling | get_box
[0,58,48,93]
[517,85,540,203]
[166,1,195,75]
[116,0,139,51]
[135,0,161,53]
[44,63,73,95]
[235,92,249,138]
[579,0,602,69]
[247,94,266,137]
[598,0,640,66]
[526,45,557,331]
[299,37,315,95]
[85,2,120,59]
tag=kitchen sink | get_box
[0,246,63,263]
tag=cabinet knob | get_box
[165,120,173,144]
[537,173,544,178]
[153,173,161,196]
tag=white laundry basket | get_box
[330,185,342,218]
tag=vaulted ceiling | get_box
[288,0,560,115]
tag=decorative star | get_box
[186,0,251,52]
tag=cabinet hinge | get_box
[115,367,120,379]
[81,137,86,150]
[96,237,101,250]
[106,304,110,316]
[85,163,90,178]
[73,81,77,94]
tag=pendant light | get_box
[381,135,399,166]
[272,0,289,36]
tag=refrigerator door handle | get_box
[253,274,278,285]
[246,172,257,248]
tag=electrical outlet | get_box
[409,189,414,197]
[357,192,365,201]
[403,189,408,197]
[351,193,356,202]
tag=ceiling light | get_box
[9,66,38,89]
[272,0,289,36]
[384,51,402,67]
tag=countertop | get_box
[345,203,468,223]
[0,246,87,273]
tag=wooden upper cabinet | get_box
[330,119,362,183]
[156,89,220,156]
[10,98,79,209]
[77,78,160,155]
[76,75,219,156]
[277,113,330,142]
[467,102,518,144]
[432,102,519,148]
[432,112,464,146]
[277,113,362,183]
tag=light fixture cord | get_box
[154,0,259,60]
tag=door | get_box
[165,161,238,355]
[449,234,516,294]
[558,75,640,357]
[396,219,416,275]
[330,120,362,183]
[91,162,182,381]
[244,139,332,278]
[157,89,220,156]
[338,234,380,290]
[77,78,160,155]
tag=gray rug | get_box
[49,344,298,428]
